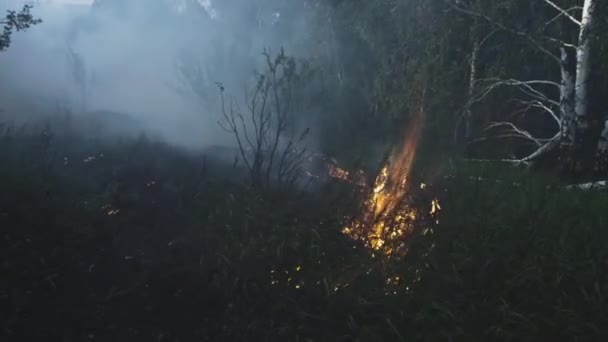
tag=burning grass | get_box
[339,88,441,256]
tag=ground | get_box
[2,127,608,341]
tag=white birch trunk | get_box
[559,47,575,145]
[598,119,608,155]
[574,0,595,130]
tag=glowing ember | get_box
[328,162,367,188]
[430,199,441,215]
[329,165,350,180]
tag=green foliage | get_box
[0,5,41,52]
[412,161,608,340]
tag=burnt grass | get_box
[2,128,608,341]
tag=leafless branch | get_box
[541,0,582,26]
[485,121,544,147]
[445,0,561,62]
[512,99,561,127]
[471,134,560,166]
[543,6,583,30]
[218,49,308,189]
[478,28,499,48]
[470,78,559,107]
[517,132,561,164]
[218,89,253,173]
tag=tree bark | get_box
[559,47,575,146]
[573,0,595,140]
[561,0,596,174]
[464,40,479,141]
[597,119,608,158]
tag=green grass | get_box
[1,127,608,341]
[409,161,607,340]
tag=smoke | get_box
[0,0,320,148]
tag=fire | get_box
[328,160,367,188]
[341,84,438,256]
[328,164,351,181]
[303,153,367,187]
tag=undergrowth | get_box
[1,127,608,341]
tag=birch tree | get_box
[453,0,605,172]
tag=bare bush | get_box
[218,48,309,189]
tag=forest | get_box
[1,0,608,340]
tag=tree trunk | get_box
[559,47,575,146]
[464,40,479,141]
[598,119,608,152]
[574,0,594,127]
[597,119,608,170]
[575,0,595,134]
[570,0,596,172]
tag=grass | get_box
[1,125,608,341]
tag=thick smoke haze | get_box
[0,0,318,148]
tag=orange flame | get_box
[342,83,429,256]
[371,108,423,218]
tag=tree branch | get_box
[445,0,561,62]
[541,0,582,26]
[471,78,560,107]
[512,99,561,127]
[485,122,544,147]
[543,6,583,30]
